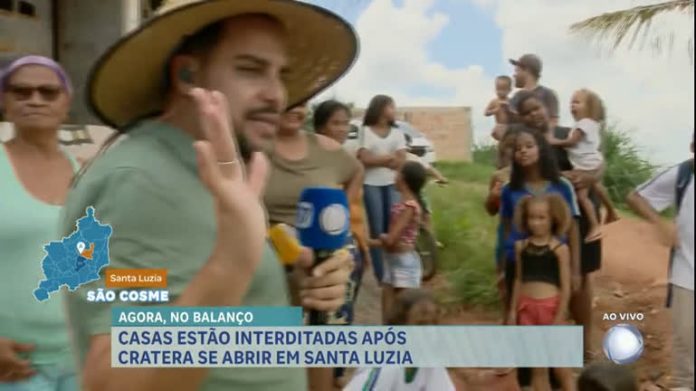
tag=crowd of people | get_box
[482,53,693,391]
[0,1,692,391]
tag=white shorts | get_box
[382,250,422,288]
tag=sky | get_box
[304,0,695,166]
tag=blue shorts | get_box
[382,251,422,288]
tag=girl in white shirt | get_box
[548,89,618,243]
[357,95,408,295]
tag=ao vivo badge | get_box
[296,187,350,325]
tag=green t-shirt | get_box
[0,145,77,368]
[60,120,306,390]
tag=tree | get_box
[570,0,694,58]
[600,124,655,205]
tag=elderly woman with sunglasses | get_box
[0,56,79,390]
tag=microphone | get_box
[296,187,350,325]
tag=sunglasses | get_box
[5,84,64,102]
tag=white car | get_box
[345,120,437,165]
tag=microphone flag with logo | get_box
[296,187,350,325]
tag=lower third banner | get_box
[111,325,583,368]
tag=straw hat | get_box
[88,0,359,129]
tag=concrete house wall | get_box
[1,0,137,160]
[352,106,473,162]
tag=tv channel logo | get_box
[602,324,644,365]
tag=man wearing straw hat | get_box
[59,1,359,390]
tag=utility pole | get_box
[122,0,142,34]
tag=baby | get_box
[486,75,513,141]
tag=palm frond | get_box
[570,0,694,50]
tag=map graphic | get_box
[33,207,112,301]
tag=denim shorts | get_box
[382,250,422,288]
[0,364,77,391]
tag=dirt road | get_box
[590,218,672,389]
[352,217,676,390]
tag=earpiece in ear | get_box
[178,67,193,83]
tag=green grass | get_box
[428,162,643,309]
[471,144,498,168]
[434,161,496,184]
[427,161,500,308]
[427,123,658,309]
[601,125,655,206]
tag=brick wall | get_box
[352,106,472,162]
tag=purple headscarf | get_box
[0,55,73,96]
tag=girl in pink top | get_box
[370,161,427,322]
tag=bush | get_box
[470,126,655,206]
[601,125,655,205]
[428,126,654,309]
[427,162,500,308]
[435,161,495,184]
[472,143,498,167]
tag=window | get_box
[0,0,13,12]
[18,0,35,17]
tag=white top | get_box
[344,367,456,391]
[567,118,604,171]
[358,126,408,186]
[636,164,694,291]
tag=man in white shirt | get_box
[627,136,694,391]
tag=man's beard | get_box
[236,107,281,162]
[234,107,278,163]
[236,132,253,163]
[514,76,525,88]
